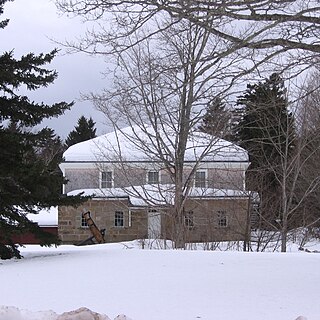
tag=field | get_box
[0,240,319,320]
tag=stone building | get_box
[58,125,251,244]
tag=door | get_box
[148,209,161,239]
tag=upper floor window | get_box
[217,210,228,228]
[115,211,124,227]
[147,171,159,184]
[100,171,113,188]
[195,170,206,188]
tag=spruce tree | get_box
[236,73,295,228]
[199,97,230,138]
[0,1,86,259]
[65,115,97,147]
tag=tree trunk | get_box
[173,171,185,248]
[243,193,252,252]
[281,217,288,252]
[281,181,288,252]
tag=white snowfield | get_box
[0,241,319,320]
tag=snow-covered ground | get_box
[0,241,319,320]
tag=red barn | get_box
[11,207,58,245]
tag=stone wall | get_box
[59,197,248,244]
[163,198,249,242]
[64,168,98,193]
[64,165,246,193]
[58,199,148,244]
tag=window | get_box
[184,211,194,228]
[147,171,159,184]
[81,214,88,228]
[100,171,113,188]
[115,211,124,227]
[195,170,206,188]
[217,211,228,227]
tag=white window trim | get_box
[146,170,160,184]
[114,211,124,228]
[194,169,208,188]
[99,170,114,188]
[128,209,132,227]
[80,214,89,228]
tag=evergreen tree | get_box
[199,97,230,138]
[0,1,86,259]
[35,128,67,194]
[236,73,295,228]
[65,115,97,147]
[0,0,8,29]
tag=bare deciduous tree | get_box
[56,0,320,81]
[236,73,320,251]
[55,0,320,249]
[86,21,249,247]
[292,72,320,232]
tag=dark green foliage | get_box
[65,115,97,147]
[236,73,294,165]
[0,1,86,259]
[236,73,295,227]
[0,0,10,29]
[199,97,230,138]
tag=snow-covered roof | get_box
[68,185,250,207]
[27,207,58,227]
[63,125,248,163]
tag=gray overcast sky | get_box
[2,0,109,138]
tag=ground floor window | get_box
[217,210,228,227]
[81,214,88,228]
[184,211,194,228]
[115,211,124,227]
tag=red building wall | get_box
[10,227,58,245]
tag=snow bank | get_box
[0,306,131,320]
[0,242,318,320]
[0,306,309,320]
[0,306,57,320]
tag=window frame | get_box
[114,211,124,227]
[217,210,228,228]
[184,211,194,229]
[81,214,89,228]
[100,171,113,188]
[147,170,160,184]
[194,170,207,188]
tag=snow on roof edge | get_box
[68,186,252,208]
[62,125,249,163]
